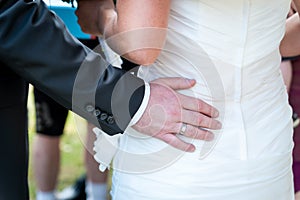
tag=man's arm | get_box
[0,0,144,134]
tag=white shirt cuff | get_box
[128,81,150,126]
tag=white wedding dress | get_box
[95,0,295,199]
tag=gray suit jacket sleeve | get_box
[0,0,145,135]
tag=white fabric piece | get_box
[98,37,122,68]
[93,127,121,172]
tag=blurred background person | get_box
[32,1,109,200]
[280,2,300,199]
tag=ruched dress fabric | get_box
[96,0,295,199]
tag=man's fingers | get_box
[158,133,196,152]
[152,77,196,90]
[181,110,222,130]
[178,93,219,118]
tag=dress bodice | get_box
[168,0,289,65]
[140,0,290,100]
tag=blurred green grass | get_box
[27,86,87,199]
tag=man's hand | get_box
[75,0,115,36]
[132,77,221,152]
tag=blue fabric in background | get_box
[45,0,92,39]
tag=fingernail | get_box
[213,110,219,118]
[186,78,196,85]
[188,145,196,152]
[216,121,222,129]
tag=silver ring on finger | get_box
[179,123,188,135]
